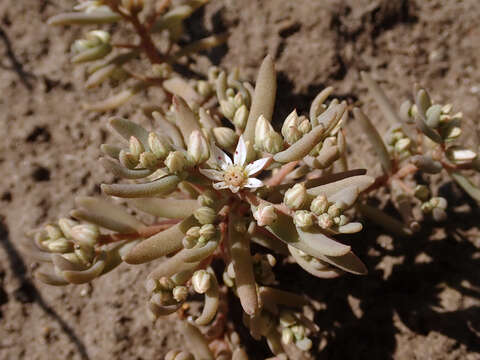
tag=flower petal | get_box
[229,185,240,193]
[234,135,247,167]
[244,177,264,189]
[199,168,224,181]
[245,157,270,176]
[211,143,232,170]
[213,181,228,190]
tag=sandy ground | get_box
[0,0,479,359]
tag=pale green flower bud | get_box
[71,30,112,63]
[430,196,447,210]
[47,238,73,253]
[394,138,411,153]
[194,206,216,225]
[279,310,297,327]
[318,213,333,229]
[291,325,305,340]
[188,130,210,165]
[281,328,294,345]
[192,270,211,294]
[421,201,433,213]
[45,225,63,240]
[223,271,234,287]
[295,337,313,351]
[333,214,348,226]
[253,204,277,226]
[159,276,175,290]
[233,105,248,129]
[293,210,314,228]
[197,190,216,207]
[74,245,94,265]
[227,262,236,279]
[220,99,236,119]
[186,226,200,238]
[165,350,194,360]
[62,253,83,267]
[281,110,302,145]
[213,127,238,150]
[165,151,187,173]
[446,146,477,164]
[148,132,170,160]
[284,183,307,210]
[226,88,235,98]
[254,115,274,150]
[182,236,197,249]
[199,224,216,240]
[119,150,139,169]
[264,131,284,154]
[196,80,212,97]
[445,126,462,141]
[139,151,159,169]
[129,136,144,158]
[310,193,329,215]
[58,218,77,239]
[414,185,430,201]
[233,93,244,108]
[327,204,341,217]
[172,286,188,302]
[298,117,311,134]
[70,224,99,247]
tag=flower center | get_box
[223,165,247,187]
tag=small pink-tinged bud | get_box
[253,204,277,226]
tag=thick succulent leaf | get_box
[414,88,443,143]
[36,270,69,286]
[62,257,106,284]
[129,198,199,219]
[109,117,150,150]
[307,175,374,197]
[296,227,351,257]
[51,254,86,271]
[244,55,277,143]
[123,215,197,264]
[101,175,181,198]
[47,10,120,25]
[353,107,392,173]
[152,111,185,148]
[310,87,334,126]
[273,123,326,163]
[228,212,258,316]
[173,96,201,144]
[179,322,214,360]
[328,185,360,209]
[195,270,219,326]
[182,240,218,263]
[100,144,121,159]
[148,252,200,280]
[163,77,203,105]
[289,245,342,279]
[74,196,145,233]
[148,302,182,318]
[100,158,153,179]
[266,212,366,274]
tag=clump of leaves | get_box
[29,6,480,358]
[28,55,374,359]
[48,0,226,111]
[354,72,480,236]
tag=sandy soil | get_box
[0,0,479,359]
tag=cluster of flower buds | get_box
[30,219,108,285]
[414,185,447,222]
[209,67,251,130]
[71,30,112,63]
[279,310,313,351]
[283,183,362,234]
[386,125,413,160]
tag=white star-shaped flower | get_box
[199,136,270,193]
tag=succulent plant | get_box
[28,6,480,358]
[48,0,226,111]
